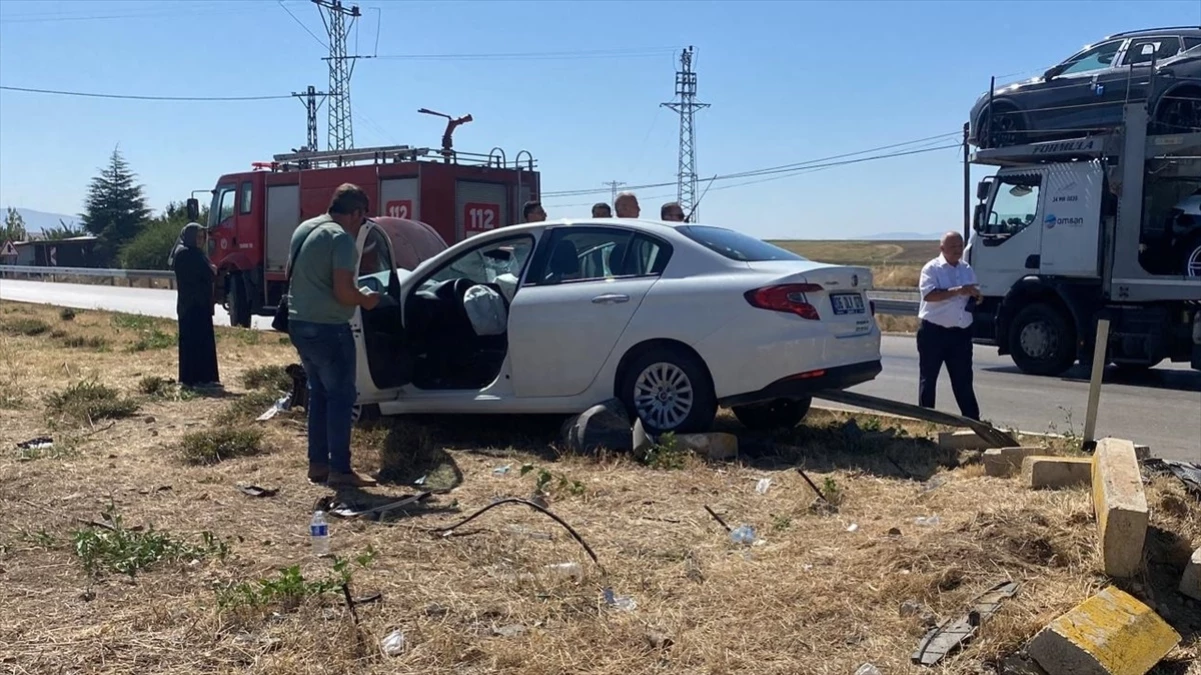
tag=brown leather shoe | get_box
[308,464,330,484]
[327,471,378,488]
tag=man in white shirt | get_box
[917,231,982,420]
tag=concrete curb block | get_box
[1092,439,1149,579]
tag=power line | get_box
[372,47,680,61]
[0,85,293,101]
[542,131,962,198]
[542,142,960,206]
[277,0,327,49]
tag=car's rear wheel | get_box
[732,396,812,431]
[620,346,716,435]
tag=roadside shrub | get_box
[240,364,290,392]
[72,507,227,578]
[180,427,264,464]
[129,329,175,352]
[59,308,76,321]
[119,218,179,271]
[2,317,49,337]
[45,380,139,423]
[60,334,110,351]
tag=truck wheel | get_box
[228,275,252,328]
[1008,303,1076,376]
[732,396,812,431]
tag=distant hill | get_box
[2,207,81,237]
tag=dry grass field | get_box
[772,239,938,290]
[1,301,1197,675]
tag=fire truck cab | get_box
[193,144,539,327]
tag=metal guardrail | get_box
[0,264,174,279]
[0,264,924,315]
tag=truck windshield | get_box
[986,176,1041,237]
[209,184,236,228]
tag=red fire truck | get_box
[187,144,540,327]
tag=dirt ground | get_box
[1,301,1197,675]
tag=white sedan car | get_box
[350,218,882,434]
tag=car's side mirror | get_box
[186,198,200,222]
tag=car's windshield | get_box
[678,225,807,262]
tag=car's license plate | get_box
[830,293,865,315]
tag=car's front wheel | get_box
[619,346,717,435]
[732,396,812,431]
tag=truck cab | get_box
[965,104,1201,376]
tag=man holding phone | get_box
[916,231,982,421]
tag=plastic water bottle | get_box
[729,525,756,545]
[310,510,330,557]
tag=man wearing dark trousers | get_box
[917,231,982,420]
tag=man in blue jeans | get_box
[287,183,380,487]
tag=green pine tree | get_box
[2,207,27,244]
[80,148,151,264]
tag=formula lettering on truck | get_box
[1032,139,1100,155]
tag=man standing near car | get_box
[917,231,982,421]
[288,183,381,487]
[660,201,685,222]
[523,200,546,223]
[615,192,640,218]
[591,202,612,218]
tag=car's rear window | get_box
[678,225,807,262]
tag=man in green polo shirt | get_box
[287,183,380,488]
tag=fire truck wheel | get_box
[228,275,251,328]
[1008,303,1077,377]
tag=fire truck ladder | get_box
[271,144,430,170]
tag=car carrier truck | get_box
[186,143,540,327]
[965,102,1201,375]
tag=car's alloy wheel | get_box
[633,362,694,431]
[619,346,717,435]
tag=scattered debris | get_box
[920,475,948,493]
[16,436,53,451]
[911,580,1019,666]
[562,399,633,454]
[1144,458,1201,499]
[854,664,881,675]
[603,587,637,612]
[703,505,732,533]
[728,525,756,546]
[492,464,511,477]
[545,562,583,582]
[631,418,655,458]
[754,477,772,494]
[255,394,292,422]
[938,430,993,451]
[431,498,599,565]
[492,624,526,638]
[845,523,859,532]
[674,432,738,461]
[1026,586,1180,675]
[236,484,278,498]
[644,630,673,651]
[325,493,432,520]
[914,515,941,527]
[380,629,406,656]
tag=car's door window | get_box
[357,226,395,293]
[1184,37,1201,52]
[1059,40,1123,76]
[985,176,1041,237]
[417,235,535,293]
[1121,37,1182,66]
[529,228,671,285]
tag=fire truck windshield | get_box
[208,183,236,228]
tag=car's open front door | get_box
[351,222,411,403]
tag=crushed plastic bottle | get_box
[914,515,942,527]
[380,629,406,656]
[255,394,292,422]
[492,464,512,476]
[854,664,881,675]
[310,509,330,557]
[728,525,756,545]
[546,562,584,581]
[603,587,637,611]
[755,478,772,494]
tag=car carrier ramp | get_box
[811,390,1020,448]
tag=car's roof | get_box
[1103,26,1201,40]
[500,217,701,236]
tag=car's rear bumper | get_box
[718,359,882,408]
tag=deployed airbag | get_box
[464,284,508,336]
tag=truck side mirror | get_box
[976,180,992,201]
[972,204,986,232]
[186,198,200,222]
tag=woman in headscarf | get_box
[169,222,220,387]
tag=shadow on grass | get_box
[1116,525,1201,654]
[715,415,962,482]
[324,486,461,522]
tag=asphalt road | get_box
[3,279,1199,462]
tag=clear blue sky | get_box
[1,0,1198,239]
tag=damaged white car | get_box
[346,218,883,434]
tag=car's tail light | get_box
[745,283,823,320]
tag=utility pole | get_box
[313,0,361,151]
[602,180,626,204]
[291,85,328,152]
[661,46,709,220]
